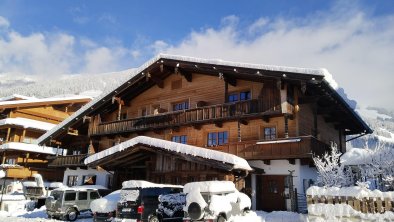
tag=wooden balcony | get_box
[89,99,288,136]
[48,154,88,168]
[213,136,330,160]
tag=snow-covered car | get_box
[90,189,121,222]
[183,181,251,222]
[45,187,101,221]
[156,192,186,222]
[115,180,183,222]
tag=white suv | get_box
[183,181,251,222]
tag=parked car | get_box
[90,189,121,222]
[182,181,251,222]
[115,180,183,222]
[157,192,186,222]
[45,187,101,221]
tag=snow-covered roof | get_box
[183,181,237,194]
[0,117,55,131]
[0,142,66,156]
[0,95,91,107]
[84,136,252,171]
[121,180,183,189]
[0,94,37,102]
[340,148,372,165]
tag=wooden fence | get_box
[307,195,394,214]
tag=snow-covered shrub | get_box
[313,143,354,187]
[357,141,394,191]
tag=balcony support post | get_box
[284,115,289,138]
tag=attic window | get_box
[171,79,182,90]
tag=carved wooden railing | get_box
[48,154,88,167]
[89,99,289,136]
[212,136,330,160]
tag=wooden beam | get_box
[239,118,248,125]
[214,121,223,128]
[175,67,192,82]
[223,74,237,87]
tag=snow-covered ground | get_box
[0,206,309,222]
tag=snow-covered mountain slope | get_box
[0,70,132,99]
[349,107,394,149]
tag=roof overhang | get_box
[84,136,252,173]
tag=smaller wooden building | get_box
[0,95,91,183]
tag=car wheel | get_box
[149,215,160,222]
[66,208,78,221]
[188,202,203,220]
[217,215,227,222]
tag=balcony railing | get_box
[212,136,330,160]
[48,154,88,168]
[89,99,289,136]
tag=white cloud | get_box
[0,16,9,28]
[164,4,394,110]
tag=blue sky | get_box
[0,0,394,109]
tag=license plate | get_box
[122,208,131,212]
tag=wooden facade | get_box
[38,55,371,207]
[0,96,91,181]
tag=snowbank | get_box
[90,190,120,213]
[340,148,372,165]
[0,142,66,155]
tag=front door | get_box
[256,175,286,211]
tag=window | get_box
[65,192,76,201]
[207,131,228,146]
[67,175,78,187]
[90,191,100,200]
[5,158,16,165]
[22,137,36,144]
[173,101,189,111]
[82,175,96,185]
[172,135,187,144]
[228,90,251,102]
[264,127,276,140]
[78,192,88,200]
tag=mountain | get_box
[0,70,132,99]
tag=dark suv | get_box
[115,180,183,222]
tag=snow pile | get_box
[0,94,37,102]
[85,136,252,171]
[0,118,55,131]
[0,95,91,106]
[158,193,186,217]
[90,190,120,213]
[307,186,394,200]
[0,193,26,201]
[184,188,207,217]
[121,180,182,189]
[209,194,234,216]
[183,181,236,194]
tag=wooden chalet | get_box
[37,54,371,211]
[0,95,91,183]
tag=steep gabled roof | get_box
[37,54,371,144]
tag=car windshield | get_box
[120,188,140,202]
[52,191,63,200]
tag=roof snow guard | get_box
[84,136,252,172]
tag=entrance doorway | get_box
[256,175,286,211]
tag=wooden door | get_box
[256,175,286,211]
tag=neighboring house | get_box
[37,54,371,211]
[0,95,91,186]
